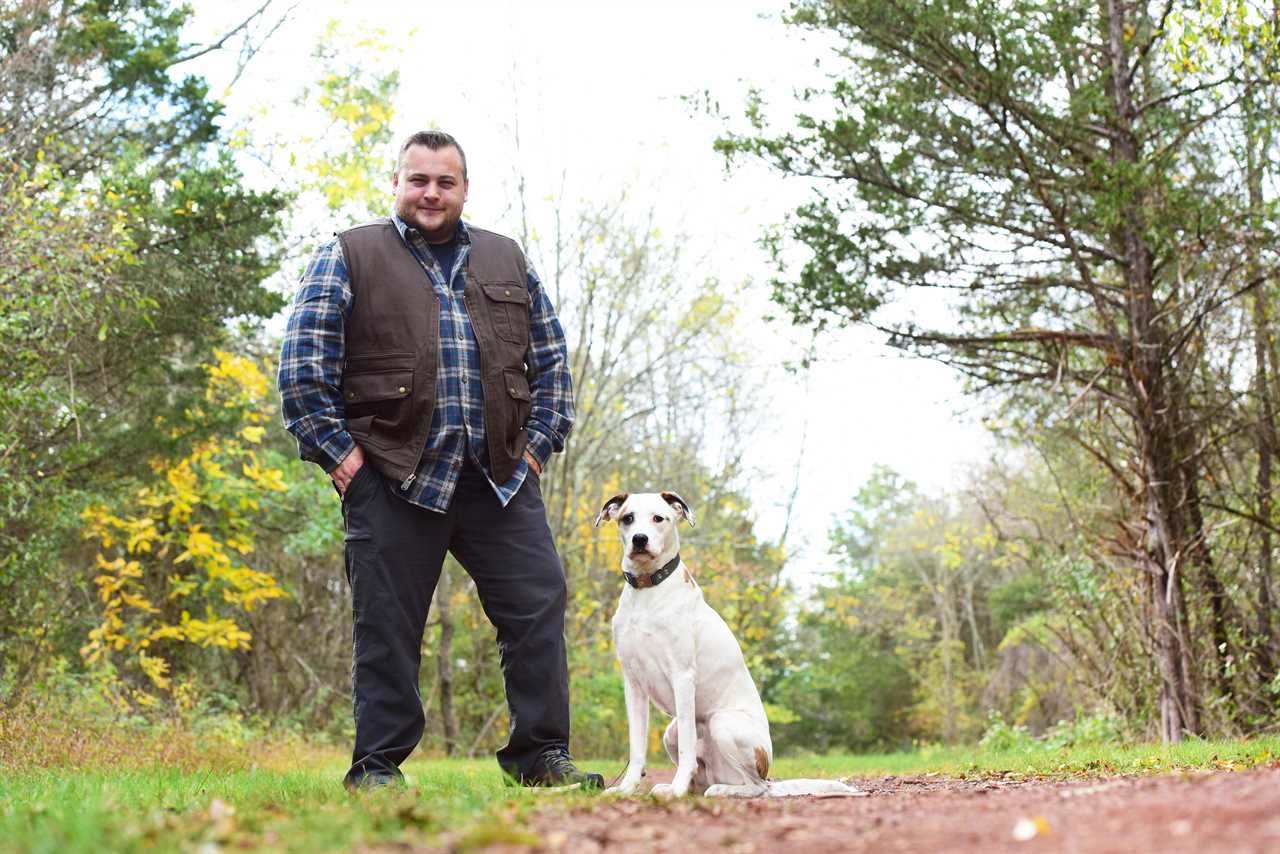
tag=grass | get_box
[3,729,1278,853]
[774,734,1280,778]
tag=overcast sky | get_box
[191,0,995,585]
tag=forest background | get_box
[2,0,1279,762]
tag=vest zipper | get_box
[400,437,428,490]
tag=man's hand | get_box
[523,448,542,476]
[331,445,366,495]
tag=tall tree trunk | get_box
[1104,0,1199,740]
[1246,81,1278,675]
[435,567,460,756]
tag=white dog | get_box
[594,491,864,799]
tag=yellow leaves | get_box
[120,591,158,614]
[205,349,271,408]
[241,456,287,493]
[180,611,252,650]
[139,650,171,689]
[79,349,290,712]
[175,525,221,567]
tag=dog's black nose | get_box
[631,533,648,550]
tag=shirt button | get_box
[504,289,511,297]
[509,387,517,395]
[397,386,407,394]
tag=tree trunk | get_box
[1246,82,1278,675]
[1105,0,1199,741]
[435,567,460,756]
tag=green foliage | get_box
[980,711,1125,753]
[79,352,290,711]
[0,0,286,700]
[719,0,1280,742]
[990,574,1049,640]
[295,22,403,223]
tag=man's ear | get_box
[593,493,629,527]
[660,491,696,528]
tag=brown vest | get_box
[337,219,532,486]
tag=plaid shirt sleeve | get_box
[277,238,355,473]
[523,263,575,466]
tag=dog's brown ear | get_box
[661,491,696,528]
[594,493,629,527]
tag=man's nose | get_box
[631,533,648,550]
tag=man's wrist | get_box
[524,428,554,469]
[523,448,542,475]
[319,431,357,474]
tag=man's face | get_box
[393,144,468,243]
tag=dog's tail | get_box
[764,778,867,798]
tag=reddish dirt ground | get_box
[496,765,1280,853]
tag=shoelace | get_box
[542,748,577,773]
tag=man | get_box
[278,129,600,791]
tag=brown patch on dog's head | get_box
[754,746,770,780]
[593,493,629,527]
[660,491,696,527]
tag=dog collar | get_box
[623,553,681,589]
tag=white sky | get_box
[191,0,994,586]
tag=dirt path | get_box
[502,765,1280,853]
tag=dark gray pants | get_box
[339,458,570,787]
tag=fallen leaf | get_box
[1012,815,1050,841]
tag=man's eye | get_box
[621,513,634,525]
[653,515,665,524]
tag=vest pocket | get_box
[482,282,530,345]
[502,368,532,443]
[342,353,416,448]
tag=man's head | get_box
[393,130,468,244]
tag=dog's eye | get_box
[653,515,665,524]
[621,513,634,525]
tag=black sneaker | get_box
[343,771,404,793]
[525,748,604,790]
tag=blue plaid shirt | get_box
[278,216,574,511]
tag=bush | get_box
[979,710,1124,754]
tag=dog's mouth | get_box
[627,547,655,561]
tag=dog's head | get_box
[593,491,696,571]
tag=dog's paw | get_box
[604,780,640,796]
[648,783,677,799]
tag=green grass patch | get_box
[3,732,1278,852]
[0,753,614,854]
[774,734,1280,779]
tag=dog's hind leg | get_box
[661,717,680,765]
[659,717,711,794]
[700,711,771,797]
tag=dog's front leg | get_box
[605,673,649,795]
[665,669,699,797]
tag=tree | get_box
[80,352,289,710]
[718,0,1280,741]
[0,0,287,698]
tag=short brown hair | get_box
[397,130,467,179]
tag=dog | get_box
[594,491,864,798]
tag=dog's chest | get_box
[612,585,701,713]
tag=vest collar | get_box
[623,553,681,590]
